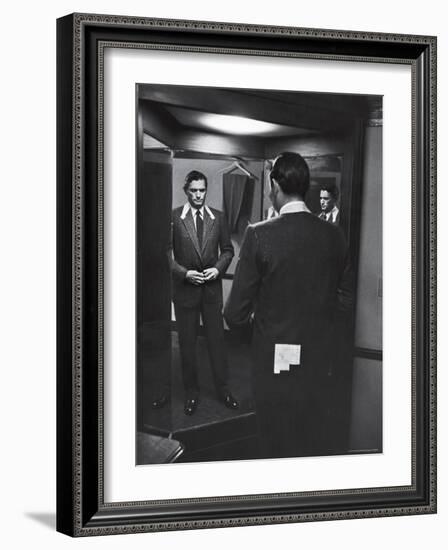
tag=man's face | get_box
[186,179,207,209]
[320,190,335,213]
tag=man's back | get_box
[225,211,347,346]
[223,151,353,456]
[224,210,350,457]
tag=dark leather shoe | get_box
[184,396,199,416]
[222,393,239,410]
[151,394,169,409]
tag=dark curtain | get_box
[223,173,254,235]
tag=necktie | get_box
[196,210,203,248]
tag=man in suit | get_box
[318,183,340,225]
[169,170,239,415]
[224,153,351,457]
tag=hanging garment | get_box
[223,173,254,234]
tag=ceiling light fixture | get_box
[199,113,282,136]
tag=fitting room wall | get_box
[350,124,383,450]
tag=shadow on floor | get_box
[25,512,56,530]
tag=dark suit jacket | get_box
[318,207,340,225]
[170,205,234,308]
[224,211,349,379]
[224,211,352,456]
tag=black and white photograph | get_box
[2,0,444,545]
[136,84,383,465]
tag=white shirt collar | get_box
[180,203,215,220]
[279,200,311,216]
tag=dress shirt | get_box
[279,200,311,216]
[180,203,215,229]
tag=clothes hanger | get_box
[217,160,258,179]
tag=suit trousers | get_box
[174,300,229,397]
[252,336,335,458]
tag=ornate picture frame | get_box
[57,13,436,536]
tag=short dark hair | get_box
[270,152,310,198]
[320,183,339,201]
[184,170,208,192]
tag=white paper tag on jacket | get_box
[274,344,301,374]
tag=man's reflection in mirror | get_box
[318,184,340,225]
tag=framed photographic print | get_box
[57,13,436,536]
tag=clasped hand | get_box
[186,268,219,285]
